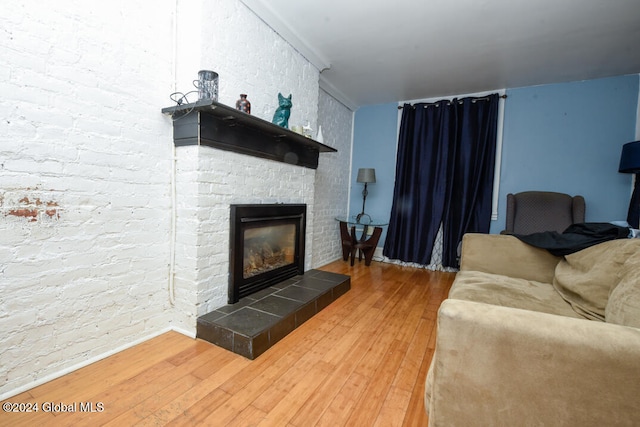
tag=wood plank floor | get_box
[1,260,454,427]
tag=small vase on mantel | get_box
[236,94,251,114]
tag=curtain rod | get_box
[398,94,507,109]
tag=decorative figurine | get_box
[316,125,324,143]
[271,93,292,128]
[236,94,251,114]
[302,121,313,138]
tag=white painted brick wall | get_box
[169,0,323,328]
[0,0,176,397]
[312,90,354,267]
[0,0,353,399]
[175,0,319,130]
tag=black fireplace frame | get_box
[229,204,306,304]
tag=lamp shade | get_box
[357,168,376,183]
[619,141,640,173]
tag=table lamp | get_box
[619,140,640,228]
[356,168,376,223]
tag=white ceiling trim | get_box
[240,0,359,110]
[319,74,358,112]
[239,0,331,72]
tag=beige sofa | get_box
[425,233,640,426]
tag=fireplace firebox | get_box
[229,204,306,303]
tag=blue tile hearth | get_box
[196,269,350,359]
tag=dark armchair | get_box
[502,191,585,235]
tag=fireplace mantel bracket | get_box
[162,100,337,169]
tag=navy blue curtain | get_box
[383,94,499,268]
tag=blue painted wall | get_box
[351,74,639,245]
[349,102,398,247]
[492,75,639,233]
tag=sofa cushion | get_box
[460,234,561,284]
[450,270,583,318]
[606,255,640,328]
[553,239,640,321]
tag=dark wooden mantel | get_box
[161,100,337,169]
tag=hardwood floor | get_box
[1,260,454,427]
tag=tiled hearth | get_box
[196,270,350,359]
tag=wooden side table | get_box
[336,218,387,266]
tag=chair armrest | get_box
[427,299,640,426]
[459,233,561,283]
[504,192,515,233]
[572,195,586,223]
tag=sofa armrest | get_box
[427,299,640,426]
[459,233,561,283]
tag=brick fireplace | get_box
[172,145,317,328]
[164,101,350,358]
[167,101,345,337]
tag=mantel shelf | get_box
[162,100,337,169]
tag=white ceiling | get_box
[241,0,640,110]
